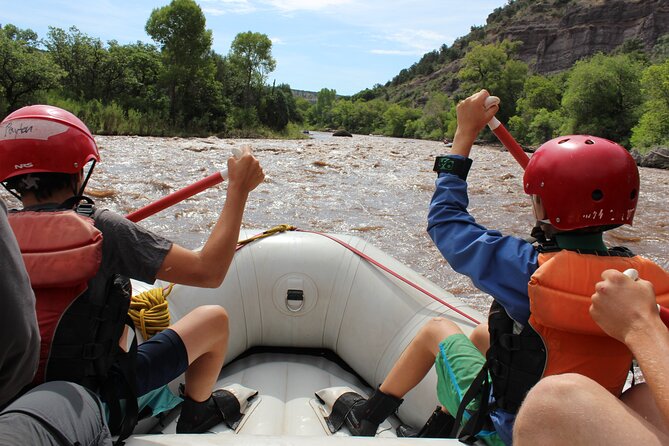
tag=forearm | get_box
[161,186,249,288]
[626,318,669,425]
[197,185,249,284]
[450,127,476,158]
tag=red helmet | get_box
[523,135,639,231]
[0,105,99,182]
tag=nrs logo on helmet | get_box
[0,105,99,183]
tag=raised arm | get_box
[156,147,265,287]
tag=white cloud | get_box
[370,49,419,56]
[260,0,353,12]
[270,36,285,45]
[378,28,450,55]
[200,0,257,15]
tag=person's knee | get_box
[416,317,461,347]
[192,305,229,338]
[515,374,595,442]
[469,323,489,354]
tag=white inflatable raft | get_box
[125,229,485,445]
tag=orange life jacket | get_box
[529,250,669,396]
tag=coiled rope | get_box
[127,225,296,338]
[129,283,174,339]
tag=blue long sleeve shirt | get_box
[427,164,538,325]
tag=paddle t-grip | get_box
[483,96,530,170]
[623,268,639,281]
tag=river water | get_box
[12,131,668,315]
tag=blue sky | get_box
[3,0,507,96]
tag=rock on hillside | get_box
[488,0,669,74]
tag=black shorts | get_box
[135,328,189,396]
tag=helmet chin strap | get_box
[76,160,96,197]
[59,161,97,210]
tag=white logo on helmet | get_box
[0,119,69,141]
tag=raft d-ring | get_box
[286,289,305,312]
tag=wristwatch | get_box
[433,156,473,180]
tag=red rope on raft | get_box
[236,227,481,325]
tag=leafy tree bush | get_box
[561,53,643,146]
[510,74,565,144]
[631,59,669,151]
[0,25,64,113]
[458,40,528,124]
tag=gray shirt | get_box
[90,208,173,294]
[0,200,40,408]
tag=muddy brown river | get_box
[7,132,667,315]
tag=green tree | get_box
[146,0,223,129]
[510,74,565,144]
[383,103,421,137]
[458,40,528,124]
[311,88,337,127]
[46,26,112,102]
[106,41,167,114]
[421,92,453,139]
[561,53,643,146]
[0,25,64,113]
[228,31,276,109]
[258,83,298,131]
[631,60,669,150]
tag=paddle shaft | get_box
[125,171,227,222]
[125,148,244,223]
[484,97,530,170]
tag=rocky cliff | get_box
[487,0,669,74]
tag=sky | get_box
[3,0,508,96]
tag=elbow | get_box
[197,269,227,288]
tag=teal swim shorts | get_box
[434,333,505,446]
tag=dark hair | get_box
[5,172,79,201]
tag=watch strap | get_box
[433,156,473,180]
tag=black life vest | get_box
[8,203,138,442]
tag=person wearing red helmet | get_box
[333,90,668,445]
[0,105,265,439]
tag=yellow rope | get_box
[129,283,174,340]
[128,225,294,339]
[237,224,296,246]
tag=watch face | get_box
[436,157,455,171]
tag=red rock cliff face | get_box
[489,0,669,74]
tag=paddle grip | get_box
[484,96,530,170]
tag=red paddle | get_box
[484,96,530,170]
[126,147,243,223]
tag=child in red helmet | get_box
[334,90,669,445]
[0,105,265,439]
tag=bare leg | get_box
[169,305,229,402]
[469,323,489,355]
[514,374,669,446]
[380,317,462,399]
[622,383,669,435]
